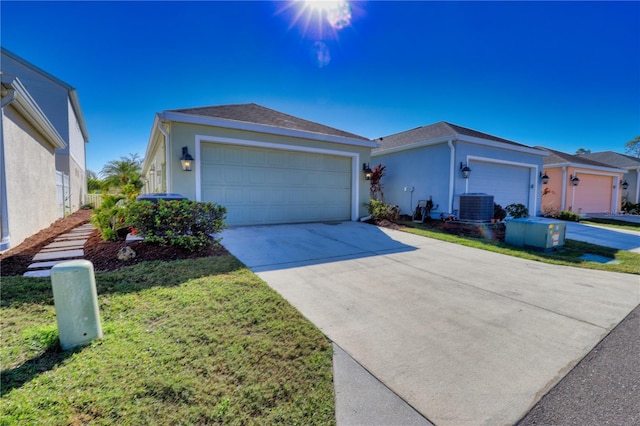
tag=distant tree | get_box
[575,148,591,155]
[87,169,104,192]
[625,136,640,158]
[100,153,144,191]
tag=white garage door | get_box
[573,174,613,213]
[200,143,352,226]
[468,161,531,208]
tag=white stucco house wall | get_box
[1,48,89,250]
[1,75,67,250]
[1,47,90,213]
[142,103,377,226]
[371,122,548,218]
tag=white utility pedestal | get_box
[51,260,103,350]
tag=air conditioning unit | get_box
[459,194,494,222]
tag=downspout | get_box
[156,119,171,193]
[560,166,567,211]
[0,88,17,250]
[636,168,640,204]
[447,139,455,214]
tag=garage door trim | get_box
[465,155,540,214]
[194,134,362,221]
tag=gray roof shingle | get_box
[169,103,370,141]
[577,151,640,169]
[536,147,622,168]
[373,121,532,152]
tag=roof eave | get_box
[543,162,627,174]
[1,75,66,149]
[159,111,378,148]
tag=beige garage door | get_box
[572,174,613,213]
[201,143,352,226]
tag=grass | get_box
[400,221,640,275]
[1,256,335,425]
[581,217,640,232]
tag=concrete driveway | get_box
[565,221,640,253]
[221,222,639,426]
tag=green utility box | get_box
[505,218,566,251]
[51,260,103,350]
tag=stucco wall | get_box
[3,107,59,248]
[167,122,374,219]
[374,143,451,216]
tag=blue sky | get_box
[2,1,639,173]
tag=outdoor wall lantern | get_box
[459,162,471,179]
[362,163,372,180]
[540,171,550,185]
[180,146,194,171]
[621,180,629,190]
[570,174,580,186]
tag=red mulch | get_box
[0,209,227,276]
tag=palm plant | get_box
[100,154,143,191]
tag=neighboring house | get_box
[371,122,548,217]
[1,47,90,214]
[142,103,377,226]
[576,151,640,205]
[537,147,626,215]
[1,48,89,251]
[1,75,66,250]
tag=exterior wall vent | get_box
[459,193,494,221]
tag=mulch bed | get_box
[0,209,227,276]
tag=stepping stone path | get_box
[24,223,96,277]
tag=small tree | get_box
[625,136,640,158]
[575,148,591,155]
[369,163,386,201]
[100,153,144,192]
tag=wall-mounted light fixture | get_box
[570,174,580,187]
[180,147,194,171]
[149,165,155,175]
[540,171,550,185]
[459,162,471,179]
[362,163,372,180]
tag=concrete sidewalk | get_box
[221,222,640,426]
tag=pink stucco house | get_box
[537,147,627,215]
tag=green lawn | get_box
[1,256,335,425]
[401,221,640,275]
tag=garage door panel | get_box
[468,162,530,208]
[573,174,612,213]
[201,143,352,225]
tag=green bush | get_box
[505,203,529,219]
[622,201,640,214]
[367,199,399,221]
[558,211,581,222]
[126,199,227,252]
[90,194,127,241]
[493,203,506,221]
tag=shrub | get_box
[126,199,227,252]
[90,194,127,241]
[367,199,399,221]
[622,201,640,214]
[505,203,529,219]
[493,203,506,221]
[558,211,581,222]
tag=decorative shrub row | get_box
[367,199,399,221]
[557,211,581,222]
[91,198,227,252]
[126,200,227,251]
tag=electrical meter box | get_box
[505,218,566,251]
[51,260,103,350]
